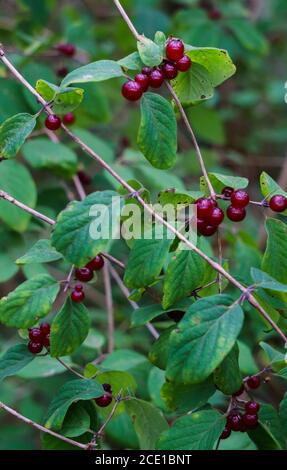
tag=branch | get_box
[56,358,86,379]
[96,391,122,437]
[113,1,142,41]
[0,190,55,226]
[103,261,114,353]
[0,401,89,450]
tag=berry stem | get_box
[103,261,115,354]
[165,81,216,199]
[0,401,90,450]
[0,189,55,226]
[94,391,123,441]
[113,0,142,42]
[56,357,86,379]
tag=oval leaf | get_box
[61,60,125,88]
[0,113,36,159]
[0,343,34,381]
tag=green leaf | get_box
[16,239,63,265]
[0,113,36,159]
[22,138,78,178]
[124,225,174,288]
[17,355,72,378]
[200,172,248,194]
[125,398,168,450]
[279,393,287,438]
[213,343,242,395]
[131,301,189,328]
[162,242,207,308]
[118,52,143,71]
[262,219,287,294]
[228,19,269,55]
[260,172,287,214]
[259,342,286,371]
[61,403,91,438]
[0,344,34,381]
[251,268,287,293]
[50,298,90,357]
[51,191,121,266]
[0,274,60,328]
[149,327,175,370]
[61,60,125,88]
[154,31,166,56]
[171,62,214,105]
[157,410,225,450]
[185,47,236,87]
[36,80,84,114]
[166,295,244,384]
[0,160,37,232]
[137,37,163,67]
[45,379,104,430]
[137,93,177,169]
[247,422,281,450]
[259,404,286,449]
[161,378,215,413]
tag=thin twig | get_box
[0,401,89,450]
[0,190,55,225]
[73,174,86,201]
[63,265,74,293]
[102,252,125,269]
[96,391,122,437]
[103,262,114,353]
[113,1,142,41]
[56,358,85,379]
[217,229,223,294]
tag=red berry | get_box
[142,66,152,76]
[166,38,185,61]
[227,205,246,222]
[63,112,75,125]
[28,328,42,341]
[103,383,112,393]
[77,171,91,186]
[221,187,234,198]
[269,195,287,213]
[74,283,83,292]
[227,413,242,432]
[86,254,104,271]
[95,394,113,408]
[246,375,261,389]
[57,66,68,78]
[220,427,231,440]
[135,73,150,92]
[71,289,85,303]
[208,9,222,20]
[149,69,164,88]
[176,55,192,72]
[57,43,76,56]
[207,207,224,226]
[199,224,217,237]
[45,114,61,131]
[197,218,206,233]
[242,413,258,428]
[231,190,250,208]
[42,334,50,348]
[121,80,143,101]
[245,401,260,415]
[232,384,245,397]
[196,198,214,219]
[162,62,178,80]
[40,323,50,335]
[28,341,43,354]
[75,267,94,282]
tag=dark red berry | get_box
[77,171,91,186]
[227,413,242,432]
[246,375,261,389]
[232,384,245,397]
[71,289,85,303]
[42,334,50,348]
[245,401,260,415]
[74,283,83,292]
[28,328,42,341]
[166,38,185,61]
[63,112,75,125]
[221,187,234,198]
[220,427,231,440]
[135,73,150,92]
[269,195,287,213]
[57,43,76,56]
[196,198,214,219]
[45,114,61,131]
[142,66,152,76]
[75,267,94,282]
[207,207,224,226]
[86,254,104,271]
[208,9,222,20]
[57,66,68,78]
[95,394,113,408]
[28,341,43,354]
[227,206,246,222]
[162,61,178,80]
[103,383,112,393]
[149,69,164,88]
[231,190,250,208]
[40,323,50,335]
[199,224,217,237]
[176,55,192,72]
[197,218,206,233]
[121,80,143,101]
[242,413,258,428]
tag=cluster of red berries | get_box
[122,38,192,102]
[196,197,224,237]
[44,112,75,131]
[221,376,261,440]
[70,254,105,303]
[27,323,50,354]
[95,383,113,408]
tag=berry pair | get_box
[45,112,75,131]
[71,255,105,303]
[122,38,192,102]
[28,323,50,354]
[95,383,113,407]
[196,197,224,237]
[56,43,76,57]
[222,187,249,222]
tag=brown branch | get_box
[56,358,85,379]
[103,261,114,353]
[113,1,142,41]
[0,190,55,226]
